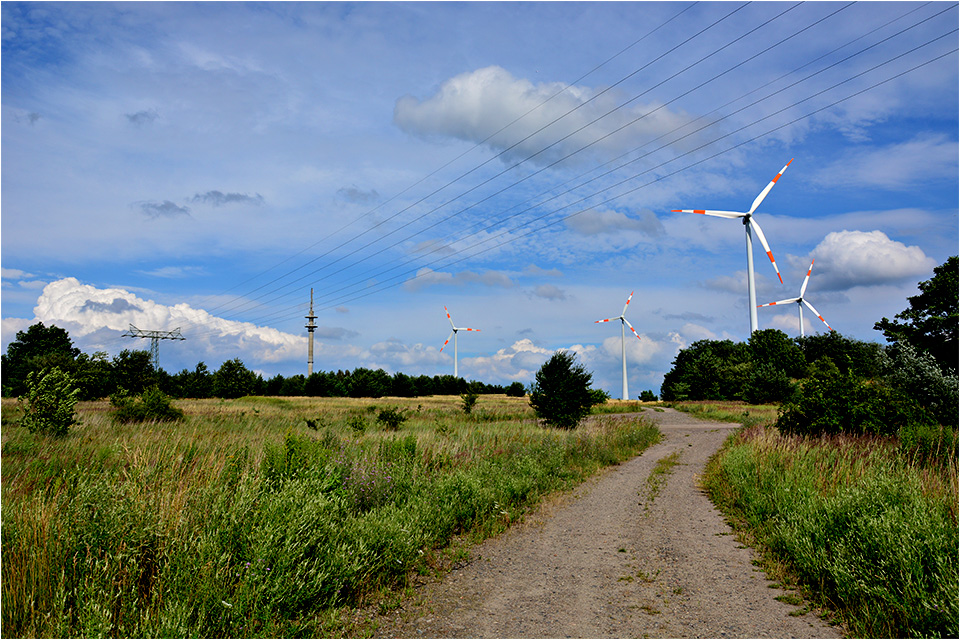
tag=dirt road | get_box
[370,408,843,638]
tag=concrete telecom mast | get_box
[305,288,317,375]
[121,325,185,370]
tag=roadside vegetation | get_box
[1,394,660,638]
[672,256,958,638]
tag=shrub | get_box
[110,386,185,423]
[375,407,408,431]
[460,391,479,415]
[529,351,600,429]
[639,389,658,402]
[18,367,79,437]
[776,368,925,437]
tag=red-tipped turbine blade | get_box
[624,318,642,341]
[595,317,617,324]
[799,259,815,297]
[748,159,793,215]
[749,218,783,284]
[621,291,634,317]
[672,208,745,219]
[802,299,832,331]
[758,297,799,308]
[461,327,480,332]
[440,330,454,352]
[444,306,456,329]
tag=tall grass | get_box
[1,395,659,638]
[703,424,958,638]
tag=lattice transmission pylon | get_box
[121,325,185,370]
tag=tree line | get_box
[661,256,957,443]
[1,325,526,401]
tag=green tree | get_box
[73,351,114,400]
[529,350,599,429]
[749,329,806,379]
[212,358,258,398]
[18,367,80,437]
[111,349,156,395]
[2,322,80,397]
[875,256,958,372]
[660,339,751,401]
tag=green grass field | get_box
[1,395,659,638]
[677,401,959,639]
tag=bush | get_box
[18,367,79,437]
[460,392,479,415]
[110,386,185,423]
[776,368,925,438]
[375,407,408,431]
[529,351,600,429]
[639,390,658,402]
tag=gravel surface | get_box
[368,408,843,638]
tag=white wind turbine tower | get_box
[673,159,792,334]
[440,306,480,378]
[758,258,833,337]
[595,291,642,401]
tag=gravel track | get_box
[369,408,843,638]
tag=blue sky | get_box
[2,1,957,397]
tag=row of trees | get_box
[1,324,526,400]
[661,256,958,442]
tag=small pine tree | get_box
[529,351,599,429]
[19,367,80,437]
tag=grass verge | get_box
[1,395,660,638]
[702,422,958,638]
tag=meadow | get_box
[675,401,959,639]
[1,395,659,638]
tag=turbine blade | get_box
[624,318,642,341]
[672,208,745,219]
[621,291,634,317]
[749,218,783,284]
[461,327,480,332]
[440,330,454,352]
[758,297,799,308]
[444,306,456,329]
[748,158,793,215]
[800,259,814,297]
[802,299,832,331]
[595,317,618,324]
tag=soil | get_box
[363,408,844,638]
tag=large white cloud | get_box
[807,230,936,290]
[394,65,691,166]
[31,278,307,366]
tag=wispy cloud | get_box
[136,200,191,219]
[125,109,159,126]
[190,191,264,207]
[405,267,514,291]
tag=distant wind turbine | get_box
[595,291,642,401]
[672,160,792,334]
[440,306,480,378]
[758,258,833,337]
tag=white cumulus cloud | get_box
[31,278,305,365]
[394,65,691,166]
[807,230,936,290]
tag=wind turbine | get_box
[440,306,480,378]
[758,258,833,337]
[672,159,792,334]
[595,291,642,401]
